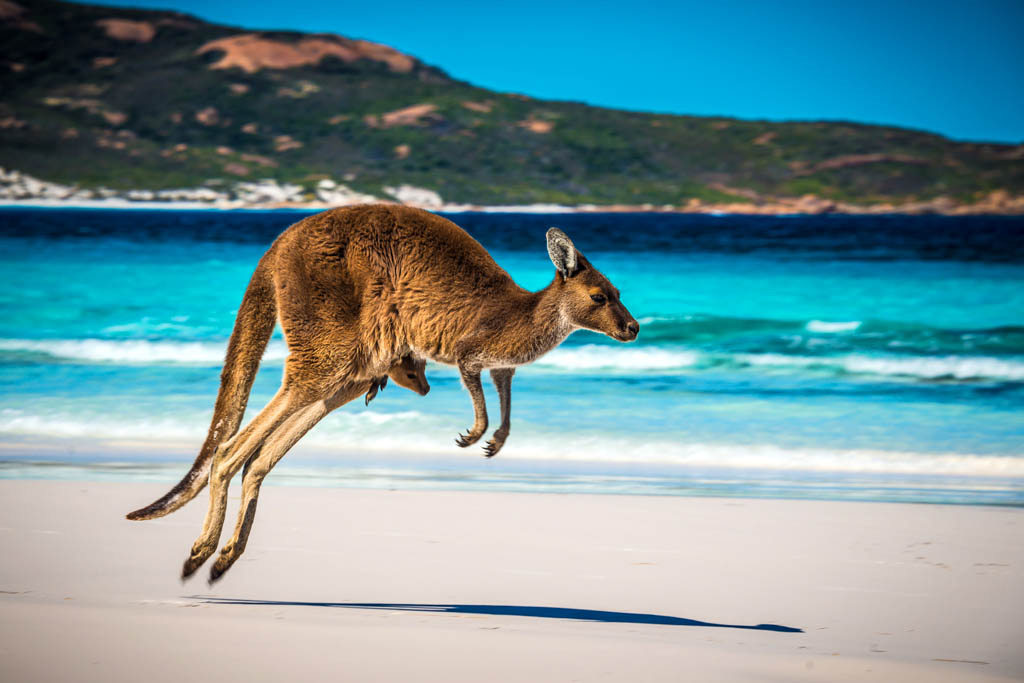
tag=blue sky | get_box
[81,0,1024,143]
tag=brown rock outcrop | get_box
[101,110,127,126]
[518,118,554,134]
[273,135,302,152]
[194,107,218,126]
[240,153,277,168]
[797,153,928,175]
[196,33,414,74]
[95,19,156,42]
[0,116,27,129]
[365,103,439,128]
[1,0,41,32]
[0,0,25,19]
[461,100,493,113]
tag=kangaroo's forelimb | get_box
[455,366,488,447]
[364,375,387,405]
[483,368,514,458]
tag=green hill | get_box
[2,0,1022,207]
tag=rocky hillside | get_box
[2,0,1023,209]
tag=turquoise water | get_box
[1,208,1022,504]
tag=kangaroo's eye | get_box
[406,373,417,380]
[590,293,607,304]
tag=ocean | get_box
[1,207,1022,505]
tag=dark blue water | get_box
[2,208,1022,504]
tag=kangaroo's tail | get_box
[126,262,277,521]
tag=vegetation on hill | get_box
[2,0,1022,207]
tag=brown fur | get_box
[125,204,637,582]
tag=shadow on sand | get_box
[192,597,802,633]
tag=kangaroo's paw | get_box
[209,545,240,584]
[455,429,484,447]
[364,376,387,405]
[482,431,508,458]
[181,542,216,580]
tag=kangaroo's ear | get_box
[546,227,580,277]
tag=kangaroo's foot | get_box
[209,542,242,584]
[455,426,486,447]
[364,376,388,405]
[182,539,218,580]
[482,428,509,458]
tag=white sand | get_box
[1,480,1021,682]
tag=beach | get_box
[1,480,1021,682]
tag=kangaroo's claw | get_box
[182,554,206,580]
[483,437,507,458]
[209,556,234,585]
[365,376,389,405]
[455,431,482,447]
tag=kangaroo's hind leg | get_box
[209,380,370,582]
[182,380,311,579]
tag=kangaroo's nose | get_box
[625,321,639,339]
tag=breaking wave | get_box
[3,336,1023,382]
[730,352,1024,381]
[541,344,1024,381]
[0,338,288,365]
[2,408,1021,478]
[806,320,862,333]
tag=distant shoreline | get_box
[3,197,1024,216]
[4,167,1023,215]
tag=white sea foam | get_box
[734,352,1024,381]
[537,345,1024,381]
[0,338,288,365]
[4,336,1023,382]
[839,355,1024,380]
[806,320,862,333]
[506,438,1024,477]
[2,407,1021,478]
[0,409,428,445]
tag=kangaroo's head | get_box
[546,228,639,342]
[388,354,430,395]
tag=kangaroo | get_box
[126,204,638,582]
[365,352,429,405]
